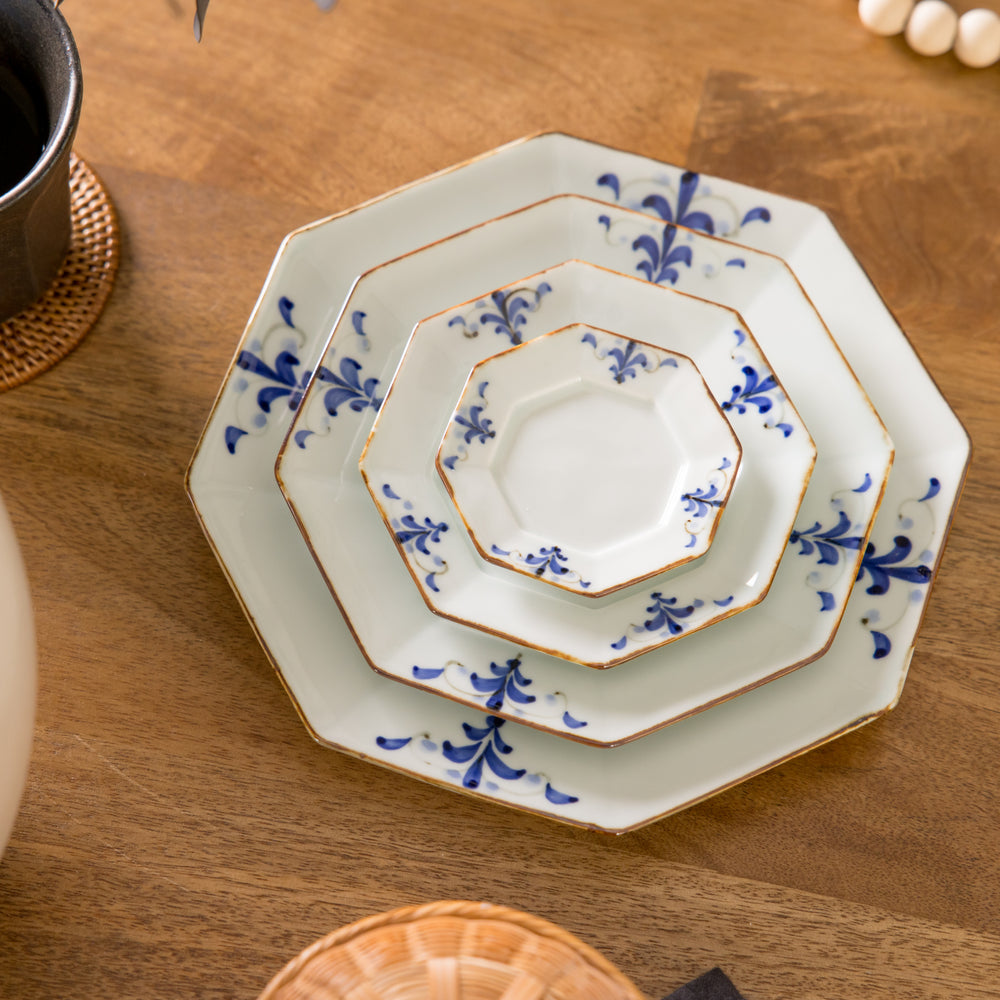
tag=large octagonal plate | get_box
[186,132,969,832]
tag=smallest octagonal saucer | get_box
[435,324,741,597]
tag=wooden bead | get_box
[858,0,915,36]
[904,0,959,56]
[954,8,1000,67]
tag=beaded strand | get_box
[858,0,1000,66]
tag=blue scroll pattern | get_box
[412,655,587,730]
[378,715,579,806]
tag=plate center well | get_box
[491,380,683,555]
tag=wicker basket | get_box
[257,900,647,1000]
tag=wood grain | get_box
[0,2,998,998]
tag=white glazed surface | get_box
[187,133,968,831]
[0,494,36,860]
[344,242,805,667]
[433,325,741,597]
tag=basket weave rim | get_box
[257,899,646,999]
[0,153,119,391]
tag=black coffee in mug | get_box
[0,65,47,196]
[0,0,82,322]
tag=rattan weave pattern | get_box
[0,154,119,392]
[257,900,647,1000]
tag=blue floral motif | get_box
[469,656,536,711]
[596,169,771,281]
[612,592,734,650]
[412,655,588,730]
[382,484,449,592]
[858,536,933,597]
[455,405,495,446]
[588,333,646,383]
[637,593,699,636]
[456,381,494,440]
[622,220,692,285]
[681,481,725,520]
[225,295,310,454]
[790,476,938,655]
[317,357,383,417]
[441,382,495,471]
[857,478,935,657]
[682,457,733,518]
[788,475,875,612]
[598,169,771,234]
[580,329,674,382]
[790,511,864,613]
[721,363,794,437]
[292,310,383,448]
[448,281,552,346]
[377,715,578,805]
[491,544,592,591]
[395,512,448,555]
[681,458,736,548]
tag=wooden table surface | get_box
[1,1,998,997]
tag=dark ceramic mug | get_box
[0,0,82,322]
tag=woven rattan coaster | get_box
[257,900,647,1000]
[0,153,120,392]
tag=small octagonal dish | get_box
[431,325,740,596]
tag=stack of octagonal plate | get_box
[186,133,970,833]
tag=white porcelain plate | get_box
[433,325,742,597]
[342,239,811,668]
[187,133,967,832]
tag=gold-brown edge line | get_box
[268,220,868,689]
[265,362,828,749]
[670,187,973,699]
[184,123,893,503]
[275,444,626,745]
[554,128,901,468]
[753,210,973,682]
[610,425,975,826]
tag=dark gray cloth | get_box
[665,967,746,1000]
